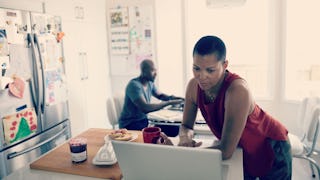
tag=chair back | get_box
[306,105,320,143]
[290,97,320,178]
[106,97,118,129]
[299,97,320,140]
[113,93,125,120]
[297,98,308,134]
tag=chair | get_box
[289,97,320,178]
[106,97,118,129]
[106,93,125,129]
[113,93,125,121]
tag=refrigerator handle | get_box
[6,125,68,159]
[29,78,37,109]
[34,34,46,114]
[28,33,41,116]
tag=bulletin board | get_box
[107,2,156,76]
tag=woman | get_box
[175,36,291,179]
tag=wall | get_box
[106,0,185,98]
[0,0,43,12]
[257,0,301,135]
[106,0,156,96]
[154,0,184,97]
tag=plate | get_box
[92,155,117,165]
[104,132,138,142]
[92,144,117,165]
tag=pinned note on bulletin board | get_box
[107,2,156,76]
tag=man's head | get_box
[140,59,157,82]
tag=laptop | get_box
[111,141,223,180]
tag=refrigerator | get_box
[0,8,71,178]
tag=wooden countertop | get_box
[30,128,142,180]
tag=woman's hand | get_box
[156,132,174,145]
[178,125,202,147]
[178,137,202,147]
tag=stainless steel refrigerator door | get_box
[0,9,41,150]
[30,13,69,131]
[43,101,69,130]
[0,44,41,150]
[0,80,38,150]
[0,120,70,179]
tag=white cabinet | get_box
[60,21,88,136]
[45,0,110,136]
[45,0,105,23]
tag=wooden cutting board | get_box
[30,128,143,180]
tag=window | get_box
[184,0,270,98]
[285,0,320,100]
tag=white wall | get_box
[106,0,156,96]
[0,0,43,12]
[154,0,184,97]
[256,0,301,135]
[106,0,185,98]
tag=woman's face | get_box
[193,53,227,91]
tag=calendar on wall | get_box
[107,3,155,76]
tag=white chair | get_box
[113,93,125,121]
[106,93,125,129]
[289,97,320,178]
[106,97,118,129]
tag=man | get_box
[118,59,184,130]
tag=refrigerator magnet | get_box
[8,76,25,98]
[56,32,65,42]
[2,107,38,144]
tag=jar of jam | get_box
[69,137,87,163]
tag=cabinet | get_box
[45,0,110,136]
[45,0,105,23]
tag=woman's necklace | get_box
[205,71,227,103]
[206,93,215,102]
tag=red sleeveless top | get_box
[197,71,288,176]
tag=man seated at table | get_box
[118,59,184,130]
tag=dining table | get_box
[148,109,213,136]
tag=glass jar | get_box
[69,137,87,163]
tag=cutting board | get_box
[30,128,143,180]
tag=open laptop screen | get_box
[111,141,222,180]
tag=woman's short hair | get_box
[193,35,226,61]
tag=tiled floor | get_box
[293,156,319,180]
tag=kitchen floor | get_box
[293,154,320,180]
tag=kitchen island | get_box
[3,128,243,180]
[3,166,102,180]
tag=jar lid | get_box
[69,137,87,146]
